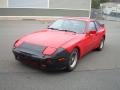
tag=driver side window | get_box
[88,22,97,31]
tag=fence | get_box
[91,2,120,21]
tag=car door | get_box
[93,21,102,48]
[85,21,98,53]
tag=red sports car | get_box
[13,18,106,71]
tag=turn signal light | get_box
[58,58,65,62]
[14,39,19,48]
[14,39,22,48]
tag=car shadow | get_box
[18,61,68,74]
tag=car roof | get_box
[59,17,95,22]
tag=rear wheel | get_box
[65,48,79,72]
[97,38,105,51]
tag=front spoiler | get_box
[12,46,70,70]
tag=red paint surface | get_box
[14,18,106,57]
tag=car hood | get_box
[18,29,79,48]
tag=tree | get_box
[100,0,110,3]
[92,0,100,9]
[92,0,110,9]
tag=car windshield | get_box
[48,19,86,33]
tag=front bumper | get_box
[12,46,70,70]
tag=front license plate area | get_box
[18,54,39,66]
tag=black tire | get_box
[97,38,105,51]
[65,48,79,72]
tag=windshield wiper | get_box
[48,28,77,33]
[59,30,77,33]
[48,27,59,30]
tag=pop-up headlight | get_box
[43,47,56,55]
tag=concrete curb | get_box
[0,16,58,21]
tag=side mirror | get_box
[88,30,96,34]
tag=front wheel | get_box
[65,48,79,72]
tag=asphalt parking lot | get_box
[0,20,120,90]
